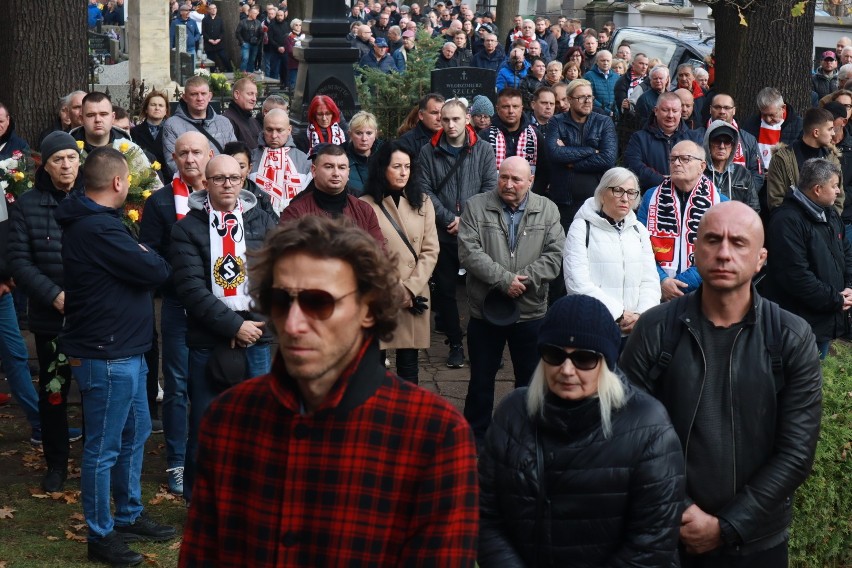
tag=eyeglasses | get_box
[315,111,333,118]
[669,154,704,165]
[710,104,734,111]
[539,344,601,370]
[840,103,852,110]
[710,137,734,147]
[608,186,640,200]
[208,175,243,186]
[268,288,357,320]
[570,95,594,103]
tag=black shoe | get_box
[42,468,67,493]
[88,531,143,566]
[114,512,177,543]
[446,342,465,368]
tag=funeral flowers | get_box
[0,150,35,204]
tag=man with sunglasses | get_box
[458,156,564,448]
[621,201,822,567]
[179,215,479,567]
[170,154,278,504]
[637,140,726,302]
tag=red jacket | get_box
[279,184,385,245]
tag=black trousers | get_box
[432,240,464,345]
[34,333,73,471]
[680,541,788,568]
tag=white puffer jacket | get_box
[563,197,661,320]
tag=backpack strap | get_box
[761,298,785,393]
[647,296,688,383]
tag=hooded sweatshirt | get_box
[55,193,171,358]
[703,120,759,212]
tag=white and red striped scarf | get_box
[489,125,538,170]
[645,176,721,278]
[206,196,251,312]
[254,146,306,214]
[172,174,191,220]
[626,70,643,99]
[758,109,786,169]
[308,122,346,150]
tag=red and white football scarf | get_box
[254,146,306,214]
[645,176,721,278]
[489,125,538,170]
[308,122,346,150]
[172,174,191,220]
[206,196,251,312]
[758,108,786,169]
[626,71,643,99]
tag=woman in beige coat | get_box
[362,141,439,384]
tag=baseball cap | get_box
[823,50,837,60]
[402,30,415,38]
[374,37,389,48]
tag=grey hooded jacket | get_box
[703,120,760,212]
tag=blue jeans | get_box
[160,297,189,468]
[183,343,271,502]
[464,317,543,442]
[265,49,281,79]
[240,42,259,71]
[817,340,830,360]
[0,293,39,433]
[72,354,150,540]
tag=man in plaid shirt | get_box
[180,215,479,567]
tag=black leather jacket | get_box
[620,288,822,555]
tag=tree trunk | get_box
[289,0,306,22]
[711,0,816,119]
[218,0,242,73]
[496,0,520,51]
[0,0,87,145]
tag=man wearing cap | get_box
[470,32,503,71]
[703,120,759,211]
[704,93,764,190]
[813,50,840,98]
[359,37,397,73]
[8,131,85,493]
[171,4,202,65]
[392,29,417,72]
[458,156,564,447]
[766,107,843,213]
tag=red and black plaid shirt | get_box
[180,340,479,567]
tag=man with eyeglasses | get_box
[703,120,759,211]
[624,91,703,191]
[179,215,479,566]
[622,200,822,567]
[458,156,564,449]
[741,87,803,170]
[170,154,278,504]
[546,78,617,231]
[637,140,726,301]
[766,107,843,213]
[280,143,383,243]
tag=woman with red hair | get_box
[294,95,348,153]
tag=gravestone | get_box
[179,53,194,84]
[431,67,497,103]
[290,0,361,122]
[88,31,111,57]
[127,0,172,89]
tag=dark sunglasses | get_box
[539,344,601,370]
[268,288,357,320]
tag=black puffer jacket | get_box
[8,168,84,334]
[478,385,685,568]
[170,190,277,348]
[764,191,852,341]
[620,288,823,554]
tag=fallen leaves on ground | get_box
[0,506,16,519]
[168,540,182,550]
[28,488,81,504]
[64,529,86,543]
[149,485,178,506]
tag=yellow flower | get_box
[142,190,152,199]
[151,161,161,171]
[76,141,85,150]
[127,210,139,222]
[119,142,130,153]
[13,171,25,182]
[127,174,133,184]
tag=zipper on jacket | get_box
[727,327,745,499]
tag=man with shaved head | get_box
[622,200,822,567]
[171,154,278,504]
[458,155,564,447]
[56,146,174,565]
[250,109,311,214]
[139,131,214,495]
[637,140,726,301]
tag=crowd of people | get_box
[0,0,846,566]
